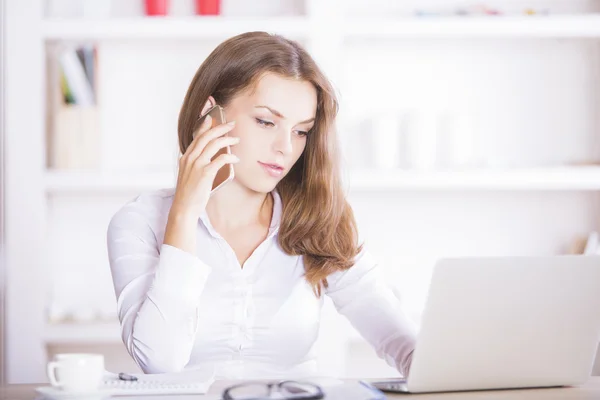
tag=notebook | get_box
[102,369,215,395]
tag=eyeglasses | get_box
[222,380,324,400]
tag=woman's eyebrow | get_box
[254,105,315,124]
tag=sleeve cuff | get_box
[149,244,212,306]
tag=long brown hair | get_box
[178,32,363,296]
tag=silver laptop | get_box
[372,255,600,394]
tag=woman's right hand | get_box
[170,115,240,219]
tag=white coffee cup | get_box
[47,353,105,392]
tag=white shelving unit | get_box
[42,16,311,40]
[6,0,600,383]
[41,15,600,40]
[44,170,177,192]
[343,15,600,38]
[345,166,600,191]
[44,321,121,344]
[44,165,600,193]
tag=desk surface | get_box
[2,377,600,400]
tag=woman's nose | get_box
[273,130,293,155]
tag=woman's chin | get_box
[244,178,279,194]
[235,168,284,193]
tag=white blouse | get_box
[106,188,417,379]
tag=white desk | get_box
[2,377,600,399]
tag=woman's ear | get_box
[200,96,217,117]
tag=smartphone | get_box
[194,105,235,194]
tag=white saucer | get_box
[35,386,112,400]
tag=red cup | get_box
[145,0,169,16]
[195,0,220,15]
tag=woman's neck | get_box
[205,182,273,231]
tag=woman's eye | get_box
[255,118,275,127]
[255,117,309,137]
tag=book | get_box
[59,47,95,106]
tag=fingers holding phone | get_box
[187,116,237,162]
[172,107,239,218]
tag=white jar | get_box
[404,110,438,170]
[370,113,402,170]
[436,111,476,169]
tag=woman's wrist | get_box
[164,208,199,254]
[168,199,203,222]
[168,205,198,224]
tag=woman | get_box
[107,31,416,380]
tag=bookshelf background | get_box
[5,0,600,382]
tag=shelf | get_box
[46,166,600,193]
[44,321,122,344]
[41,15,600,42]
[45,170,176,192]
[42,16,311,40]
[343,15,600,38]
[345,166,600,191]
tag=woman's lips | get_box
[258,161,284,178]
